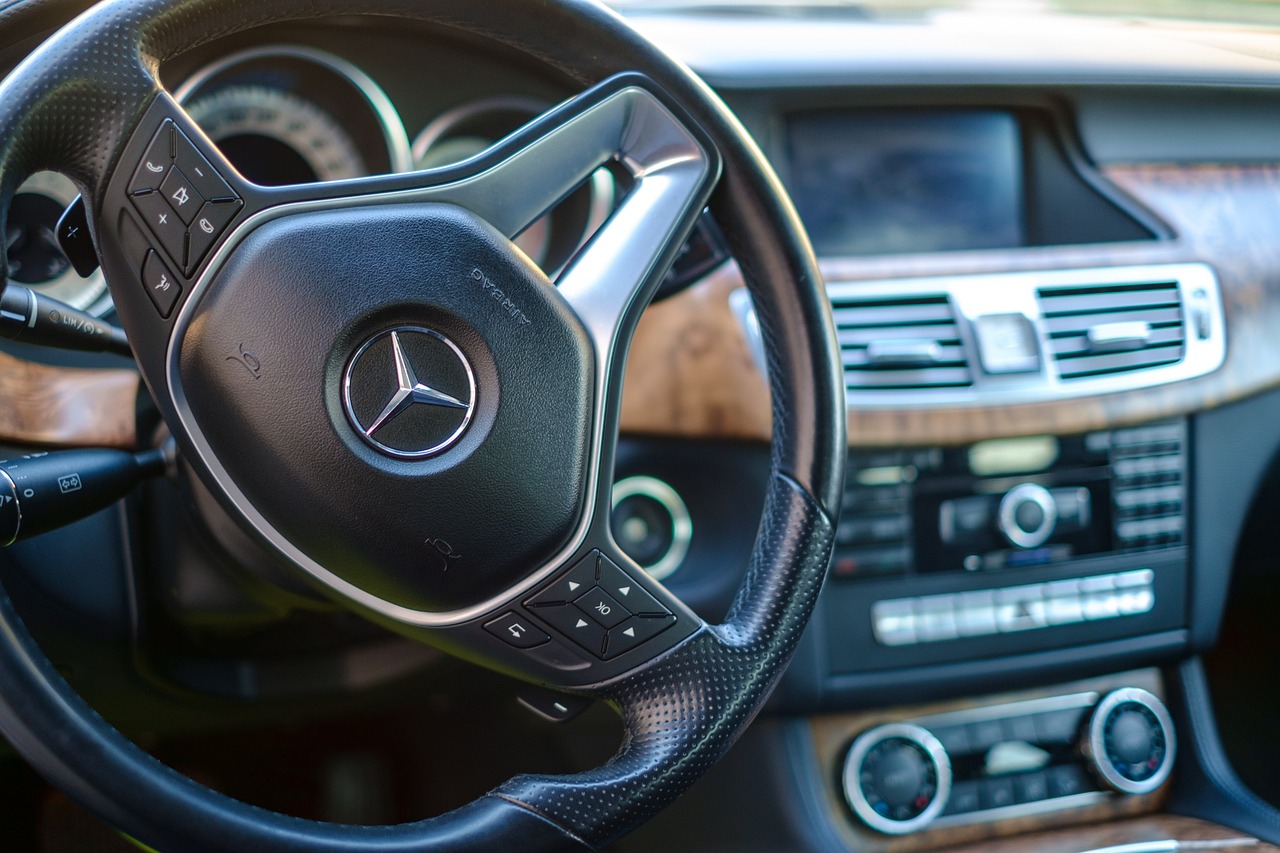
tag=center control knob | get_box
[998,483,1058,549]
[1084,688,1176,795]
[842,723,951,835]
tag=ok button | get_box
[574,587,629,629]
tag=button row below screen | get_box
[872,569,1155,647]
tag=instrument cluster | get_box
[8,44,615,316]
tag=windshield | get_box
[606,0,1280,27]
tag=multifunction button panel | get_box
[126,120,243,317]
[483,550,677,662]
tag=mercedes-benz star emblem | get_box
[342,327,477,459]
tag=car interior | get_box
[1,0,1280,850]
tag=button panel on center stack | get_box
[525,550,676,659]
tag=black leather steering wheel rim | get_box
[0,1,846,850]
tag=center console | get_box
[806,420,1189,698]
[787,421,1193,841]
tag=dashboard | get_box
[5,4,1280,853]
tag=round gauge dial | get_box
[184,86,366,186]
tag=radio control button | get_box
[939,495,992,546]
[1051,486,1092,531]
[917,597,958,642]
[996,584,1046,632]
[872,599,918,646]
[998,483,1058,549]
[955,590,997,637]
[1045,593,1085,626]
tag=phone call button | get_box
[128,121,175,196]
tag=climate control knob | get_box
[998,483,1058,549]
[842,723,951,835]
[1084,688,1176,795]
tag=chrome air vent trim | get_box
[732,263,1224,409]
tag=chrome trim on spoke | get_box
[164,85,712,628]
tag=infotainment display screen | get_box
[785,110,1024,256]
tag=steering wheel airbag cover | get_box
[179,202,593,613]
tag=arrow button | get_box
[535,603,607,658]
[603,615,677,660]
[525,553,600,608]
[597,555,670,616]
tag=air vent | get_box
[1038,281,1185,380]
[735,264,1221,408]
[832,293,973,391]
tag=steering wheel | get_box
[0,0,844,849]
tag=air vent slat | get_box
[1037,280,1187,382]
[1038,285,1179,316]
[831,302,956,327]
[832,292,973,392]
[1044,307,1183,336]
[1056,345,1184,379]
[838,325,962,347]
[841,344,967,369]
[1051,326,1185,357]
[846,367,973,389]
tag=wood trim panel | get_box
[3,167,1275,451]
[0,350,138,449]
[621,262,771,443]
[808,670,1170,852]
[620,163,1280,446]
[939,815,1274,853]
